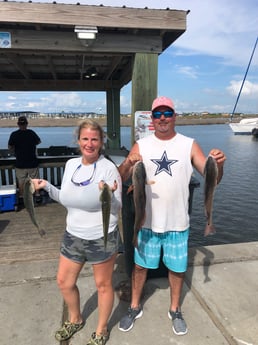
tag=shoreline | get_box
[0,116,232,128]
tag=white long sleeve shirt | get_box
[44,155,122,240]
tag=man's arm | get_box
[8,144,15,153]
[8,134,15,153]
[118,143,141,182]
[191,141,226,184]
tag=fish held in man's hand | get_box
[131,161,147,246]
[204,156,218,236]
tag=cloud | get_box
[5,102,16,109]
[120,93,131,113]
[4,0,258,114]
[227,80,258,98]
[49,92,83,109]
[24,102,42,109]
[176,65,199,79]
[171,0,258,67]
[18,0,258,68]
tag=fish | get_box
[131,161,147,247]
[204,155,218,236]
[23,177,46,237]
[99,182,112,248]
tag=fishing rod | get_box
[230,36,258,121]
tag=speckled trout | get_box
[131,161,147,247]
[204,156,218,236]
[99,182,112,248]
[23,177,46,237]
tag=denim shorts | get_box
[60,227,122,264]
[134,227,189,273]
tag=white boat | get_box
[229,118,258,135]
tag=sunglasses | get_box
[71,162,96,186]
[152,110,174,119]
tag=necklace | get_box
[71,162,96,186]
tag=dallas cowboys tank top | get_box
[138,133,194,233]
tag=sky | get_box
[1,0,258,114]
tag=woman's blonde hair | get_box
[76,119,105,153]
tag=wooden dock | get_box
[0,199,66,265]
[0,149,128,266]
[0,150,198,269]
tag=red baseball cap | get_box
[151,96,175,112]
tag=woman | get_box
[33,119,122,345]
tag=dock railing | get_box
[0,146,129,187]
[0,147,79,187]
[0,156,69,187]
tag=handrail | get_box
[0,147,128,186]
[0,146,78,159]
[0,156,73,186]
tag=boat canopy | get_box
[239,118,258,125]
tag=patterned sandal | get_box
[86,331,110,345]
[55,320,85,341]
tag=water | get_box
[183,125,258,247]
[1,124,258,247]
[0,126,132,149]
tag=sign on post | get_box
[0,32,11,48]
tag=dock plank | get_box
[0,201,66,264]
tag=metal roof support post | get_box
[131,52,158,145]
[106,88,121,150]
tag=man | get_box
[8,116,42,203]
[118,96,226,336]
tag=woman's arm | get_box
[32,179,61,202]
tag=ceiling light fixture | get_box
[74,26,98,40]
[84,67,98,79]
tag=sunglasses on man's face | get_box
[152,110,174,119]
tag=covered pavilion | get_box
[0,1,188,148]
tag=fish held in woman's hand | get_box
[204,156,218,236]
[99,181,112,248]
[23,177,46,237]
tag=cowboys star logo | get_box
[151,151,178,176]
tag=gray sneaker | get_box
[168,309,188,335]
[118,306,143,332]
